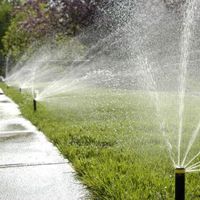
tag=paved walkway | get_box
[0,88,88,200]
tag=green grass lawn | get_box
[1,83,200,199]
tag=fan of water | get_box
[5,0,200,172]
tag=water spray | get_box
[175,167,185,200]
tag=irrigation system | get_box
[2,0,200,199]
[33,98,37,112]
[175,168,185,200]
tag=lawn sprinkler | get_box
[0,76,4,82]
[33,90,38,112]
[19,87,22,93]
[33,98,37,112]
[175,167,185,200]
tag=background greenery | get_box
[0,0,186,76]
[0,0,12,75]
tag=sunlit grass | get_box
[1,83,200,199]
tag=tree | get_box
[2,0,49,63]
[1,0,111,69]
[17,0,103,36]
[48,0,100,36]
[0,0,12,75]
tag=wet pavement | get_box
[0,88,87,200]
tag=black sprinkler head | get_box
[33,99,37,112]
[175,167,185,200]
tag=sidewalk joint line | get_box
[0,162,67,169]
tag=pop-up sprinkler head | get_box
[175,167,185,200]
[33,98,37,112]
[33,90,38,112]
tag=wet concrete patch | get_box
[0,164,86,200]
[1,123,27,131]
[0,132,33,142]
[0,130,34,140]
[0,118,36,132]
[0,88,88,199]
[0,100,11,103]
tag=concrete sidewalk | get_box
[0,88,88,200]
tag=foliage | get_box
[48,0,102,35]
[2,0,50,61]
[0,0,12,75]
[1,0,105,65]
[17,0,51,36]
[0,0,12,49]
[2,15,31,60]
[12,0,103,37]
[0,0,188,69]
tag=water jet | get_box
[175,167,185,200]
[0,76,4,82]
